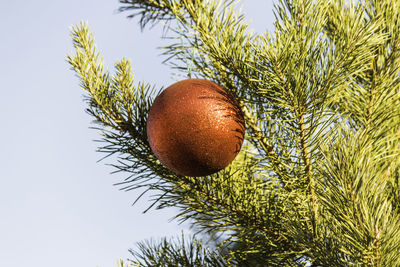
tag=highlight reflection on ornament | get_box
[146,79,245,177]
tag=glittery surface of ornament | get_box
[146,79,245,176]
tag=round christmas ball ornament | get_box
[146,78,245,177]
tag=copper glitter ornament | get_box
[146,79,245,177]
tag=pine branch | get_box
[118,0,178,30]
[241,105,293,182]
[317,126,400,265]
[143,140,320,265]
[69,0,400,265]
[115,259,138,267]
[325,0,400,131]
[67,22,179,196]
[129,234,229,267]
[67,22,301,262]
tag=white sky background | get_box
[0,1,273,266]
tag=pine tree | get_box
[67,0,400,265]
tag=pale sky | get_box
[0,1,273,266]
